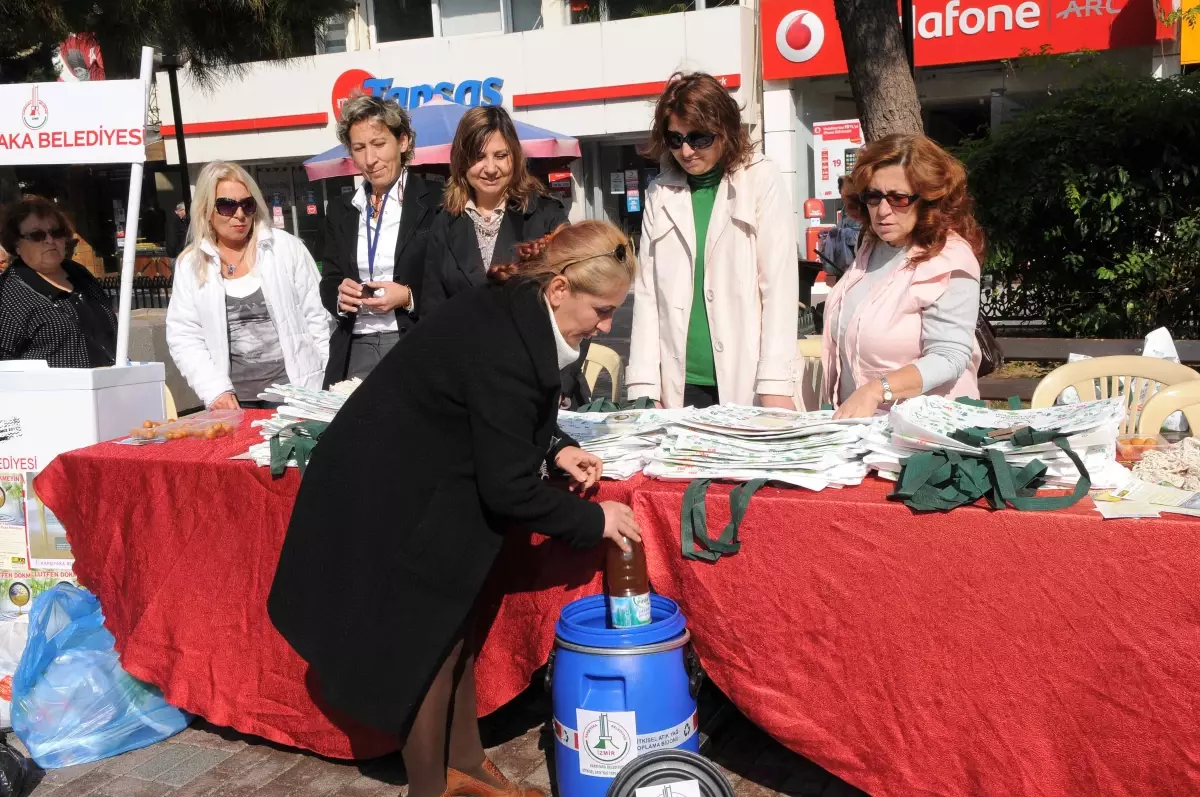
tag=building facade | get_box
[155,1,759,256]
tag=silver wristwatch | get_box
[880,376,894,403]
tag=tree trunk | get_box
[832,0,924,140]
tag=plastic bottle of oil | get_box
[606,538,651,629]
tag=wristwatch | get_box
[879,376,894,403]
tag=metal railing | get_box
[99,275,173,311]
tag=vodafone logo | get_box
[776,10,825,63]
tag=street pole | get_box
[164,56,192,215]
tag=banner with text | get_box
[0,79,145,166]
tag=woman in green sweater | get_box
[627,72,799,409]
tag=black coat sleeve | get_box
[463,352,604,548]
[530,197,569,239]
[319,204,348,318]
[420,214,450,318]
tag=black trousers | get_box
[683,383,720,408]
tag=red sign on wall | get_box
[762,0,1161,80]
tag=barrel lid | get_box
[604,750,735,797]
[555,595,686,649]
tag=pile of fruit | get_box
[128,412,242,442]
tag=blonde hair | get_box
[444,106,547,217]
[489,220,636,297]
[182,161,271,284]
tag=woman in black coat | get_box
[320,94,440,387]
[421,105,592,408]
[0,196,116,368]
[268,220,641,797]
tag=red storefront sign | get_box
[762,0,1162,79]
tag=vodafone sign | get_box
[762,0,1160,79]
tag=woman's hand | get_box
[209,392,240,410]
[833,380,885,419]
[337,278,364,313]
[600,502,642,552]
[556,446,603,492]
[759,394,796,411]
[361,282,412,314]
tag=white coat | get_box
[627,155,799,407]
[166,226,330,407]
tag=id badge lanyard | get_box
[364,189,389,283]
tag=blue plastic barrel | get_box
[551,594,700,797]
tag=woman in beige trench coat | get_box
[627,72,799,409]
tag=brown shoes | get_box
[444,759,546,797]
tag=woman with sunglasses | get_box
[422,106,591,408]
[0,196,116,368]
[166,161,329,410]
[628,72,799,410]
[822,134,985,419]
[270,220,640,797]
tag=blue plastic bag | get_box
[11,584,191,769]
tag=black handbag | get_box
[976,316,1003,378]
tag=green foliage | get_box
[958,74,1200,338]
[0,0,353,84]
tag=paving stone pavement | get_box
[12,683,868,797]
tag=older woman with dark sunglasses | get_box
[0,196,117,368]
[628,72,799,410]
[822,134,986,418]
[166,161,329,409]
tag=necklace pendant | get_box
[226,262,236,276]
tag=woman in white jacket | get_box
[167,162,330,409]
[628,72,799,409]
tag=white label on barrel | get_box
[635,710,699,754]
[635,779,703,797]
[576,709,638,777]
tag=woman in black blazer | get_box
[421,105,592,407]
[320,94,440,387]
[269,221,640,797]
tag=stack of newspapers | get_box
[244,380,361,468]
[862,394,1130,489]
[557,405,875,490]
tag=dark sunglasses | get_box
[20,227,69,243]
[214,197,257,217]
[860,190,921,208]
[665,130,716,151]
[557,243,629,274]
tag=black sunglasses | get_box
[665,130,716,151]
[557,243,629,274]
[20,227,69,243]
[214,197,258,217]
[860,190,921,208]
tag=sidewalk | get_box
[15,685,867,797]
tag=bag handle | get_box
[681,478,769,562]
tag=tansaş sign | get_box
[331,69,504,116]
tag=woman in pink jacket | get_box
[822,134,986,418]
[627,72,799,409]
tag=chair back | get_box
[1030,355,1200,436]
[1137,381,1200,436]
[582,343,623,401]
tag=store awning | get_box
[303,96,581,181]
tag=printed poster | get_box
[24,472,72,571]
[812,119,863,199]
[0,475,28,571]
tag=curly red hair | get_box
[842,134,985,266]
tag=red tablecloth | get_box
[35,414,1200,795]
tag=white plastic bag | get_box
[0,615,28,729]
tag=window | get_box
[510,0,543,31]
[569,0,694,24]
[375,0,435,42]
[440,0,503,36]
[318,15,349,53]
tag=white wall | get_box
[158,6,755,166]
